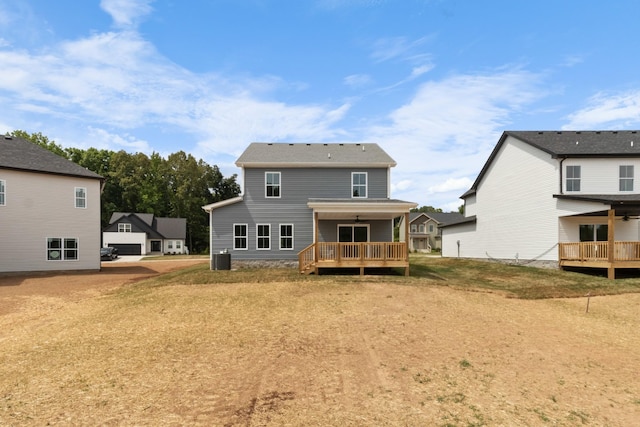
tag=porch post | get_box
[404,212,410,276]
[314,212,319,272]
[607,209,615,280]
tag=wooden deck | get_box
[298,242,409,276]
[559,241,640,278]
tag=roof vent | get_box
[328,153,331,159]
[4,133,12,140]
[362,145,365,151]
[576,141,579,145]
[632,141,634,147]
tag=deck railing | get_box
[559,241,640,261]
[298,242,407,273]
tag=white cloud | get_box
[344,74,373,88]
[563,90,640,129]
[100,0,154,29]
[370,36,430,63]
[369,68,546,208]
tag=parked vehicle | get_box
[100,247,118,261]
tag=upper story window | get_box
[428,224,434,233]
[411,224,417,232]
[419,224,425,233]
[620,165,634,191]
[352,172,367,198]
[565,166,581,192]
[0,179,5,206]
[75,187,87,208]
[265,172,281,198]
[118,223,132,233]
[234,224,248,250]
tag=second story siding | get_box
[563,158,640,194]
[242,167,390,202]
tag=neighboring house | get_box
[398,212,464,252]
[203,143,417,275]
[0,134,103,273]
[103,212,187,255]
[441,130,640,279]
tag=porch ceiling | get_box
[308,198,417,221]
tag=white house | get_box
[103,212,187,255]
[398,212,464,252]
[441,130,640,279]
[0,134,103,273]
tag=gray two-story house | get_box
[203,143,416,275]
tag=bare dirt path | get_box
[0,259,207,316]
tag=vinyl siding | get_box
[0,169,101,273]
[442,135,615,261]
[211,166,392,259]
[562,158,640,193]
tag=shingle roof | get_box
[461,130,640,199]
[155,217,186,239]
[409,212,464,225]
[507,130,640,157]
[236,143,396,167]
[107,212,186,239]
[0,134,103,179]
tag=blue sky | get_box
[2,0,640,211]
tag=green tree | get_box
[10,130,67,158]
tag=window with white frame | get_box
[410,224,417,232]
[352,172,367,198]
[234,224,248,250]
[176,241,181,249]
[429,224,434,233]
[257,224,271,250]
[265,172,281,198]
[75,187,87,208]
[620,165,634,191]
[579,224,608,242]
[0,179,5,206]
[566,166,581,191]
[168,241,173,249]
[47,237,78,261]
[118,223,132,232]
[280,224,294,250]
[419,224,425,233]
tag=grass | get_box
[142,254,640,300]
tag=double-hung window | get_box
[75,187,87,208]
[0,179,5,206]
[257,224,271,250]
[279,224,294,250]
[352,172,367,198]
[566,166,581,192]
[47,238,78,261]
[118,223,132,232]
[620,165,634,191]
[234,224,248,250]
[265,172,281,198]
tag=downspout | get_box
[559,157,566,194]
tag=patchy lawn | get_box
[0,256,639,426]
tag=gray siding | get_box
[211,166,391,260]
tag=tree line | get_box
[12,130,241,253]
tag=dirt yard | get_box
[0,260,639,426]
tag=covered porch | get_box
[558,201,640,279]
[299,198,417,275]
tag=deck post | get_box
[608,209,615,280]
[314,212,319,264]
[404,212,410,276]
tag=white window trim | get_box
[0,179,5,206]
[265,171,281,198]
[46,237,79,261]
[337,224,370,242]
[620,165,634,192]
[75,187,87,209]
[351,172,368,198]
[256,223,271,250]
[118,223,132,233]
[279,224,294,250]
[565,165,581,192]
[233,223,248,250]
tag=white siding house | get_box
[442,130,640,278]
[0,135,103,273]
